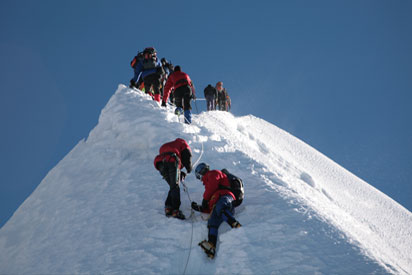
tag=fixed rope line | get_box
[194,99,199,114]
[182,180,195,275]
[182,140,204,275]
[193,140,204,168]
[163,94,204,274]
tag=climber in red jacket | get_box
[162,66,196,124]
[191,163,242,258]
[154,138,192,219]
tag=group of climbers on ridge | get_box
[129,47,195,124]
[129,46,231,124]
[203,82,231,112]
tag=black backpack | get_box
[142,47,157,70]
[161,58,174,71]
[130,52,143,68]
[204,85,217,97]
[221,169,244,207]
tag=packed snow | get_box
[0,84,411,274]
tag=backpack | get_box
[219,88,228,102]
[130,52,143,68]
[161,58,173,68]
[221,169,244,207]
[142,47,157,70]
[204,85,216,97]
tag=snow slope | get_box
[0,85,411,274]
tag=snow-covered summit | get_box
[0,85,411,274]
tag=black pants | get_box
[174,85,192,111]
[143,73,161,96]
[159,161,181,210]
[218,99,227,111]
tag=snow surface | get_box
[0,84,411,274]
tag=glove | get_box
[191,202,202,212]
[180,171,186,181]
[161,101,167,107]
[186,166,192,174]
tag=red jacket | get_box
[201,170,235,213]
[154,138,192,171]
[163,71,195,103]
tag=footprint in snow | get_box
[300,172,316,188]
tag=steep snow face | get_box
[0,85,411,274]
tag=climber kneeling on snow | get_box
[154,138,192,220]
[192,163,242,259]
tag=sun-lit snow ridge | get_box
[0,84,411,274]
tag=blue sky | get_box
[1,0,411,228]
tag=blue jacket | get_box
[134,58,162,82]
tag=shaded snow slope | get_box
[0,85,411,274]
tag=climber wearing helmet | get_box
[192,162,242,258]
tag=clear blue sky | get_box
[1,0,411,228]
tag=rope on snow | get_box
[182,138,204,274]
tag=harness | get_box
[218,184,232,191]
[159,152,181,185]
[160,152,180,165]
[175,78,190,90]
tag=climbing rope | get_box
[182,182,195,275]
[182,140,204,275]
[194,98,199,114]
[162,95,204,274]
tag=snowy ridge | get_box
[0,84,411,274]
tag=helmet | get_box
[195,163,210,180]
[143,47,156,55]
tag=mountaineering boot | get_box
[199,240,216,259]
[184,110,192,124]
[171,209,186,220]
[174,107,183,115]
[165,206,173,217]
[153,94,161,102]
[231,221,242,228]
[225,215,242,228]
